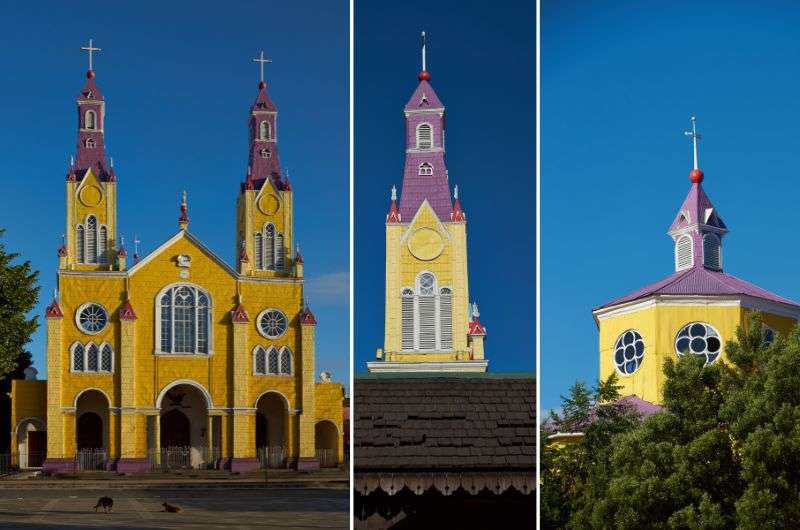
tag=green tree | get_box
[0,229,39,378]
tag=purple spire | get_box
[74,69,111,181]
[244,78,282,191]
[398,70,452,221]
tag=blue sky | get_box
[542,0,800,411]
[354,1,536,373]
[0,1,349,385]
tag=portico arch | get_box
[15,417,46,469]
[315,419,339,468]
[75,389,109,470]
[156,381,212,469]
[255,391,290,468]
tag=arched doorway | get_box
[315,420,339,468]
[255,393,287,468]
[157,382,211,469]
[16,418,46,469]
[75,389,110,470]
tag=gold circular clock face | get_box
[408,228,444,261]
[79,185,103,206]
[257,194,280,215]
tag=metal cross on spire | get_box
[684,115,701,170]
[420,31,427,71]
[81,38,101,71]
[253,51,272,83]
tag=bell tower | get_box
[63,39,119,271]
[236,51,298,278]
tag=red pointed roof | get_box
[301,306,317,325]
[45,297,63,318]
[119,299,137,321]
[451,197,465,222]
[231,303,249,323]
[294,245,304,264]
[57,244,68,257]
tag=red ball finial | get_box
[86,70,95,79]
[259,80,266,89]
[689,169,704,183]
[418,70,431,81]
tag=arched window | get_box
[268,347,279,374]
[98,225,107,265]
[85,138,96,149]
[259,121,270,140]
[703,233,721,270]
[87,344,99,371]
[439,287,453,349]
[101,344,112,371]
[254,346,267,375]
[85,110,97,130]
[264,224,275,270]
[76,225,85,263]
[675,322,722,365]
[254,233,264,270]
[675,234,693,271]
[85,216,98,264]
[275,233,284,270]
[417,273,437,350]
[157,284,212,354]
[418,162,433,176]
[72,343,85,371]
[401,288,414,351]
[260,148,271,159]
[280,348,291,375]
[416,123,433,149]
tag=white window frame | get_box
[403,271,453,352]
[256,223,285,271]
[259,120,270,140]
[418,162,434,176]
[154,283,213,355]
[70,341,114,374]
[279,346,292,375]
[76,215,107,265]
[416,122,433,149]
[85,110,97,130]
[675,234,694,271]
[256,308,289,339]
[75,302,109,335]
[85,138,96,148]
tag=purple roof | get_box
[597,263,800,310]
[244,83,282,191]
[617,395,664,417]
[73,72,111,182]
[668,182,726,234]
[398,79,452,221]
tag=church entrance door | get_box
[161,409,190,447]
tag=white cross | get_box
[81,39,101,71]
[253,51,272,82]
[134,235,140,255]
[684,115,701,170]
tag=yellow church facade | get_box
[11,54,344,473]
[593,118,800,405]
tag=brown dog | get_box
[162,502,183,513]
[93,496,113,513]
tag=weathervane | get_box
[684,115,701,170]
[253,50,272,83]
[420,31,427,71]
[81,38,101,71]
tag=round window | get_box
[675,322,722,365]
[76,303,108,334]
[258,309,288,339]
[613,329,645,375]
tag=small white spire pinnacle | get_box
[247,165,251,176]
[53,288,58,301]
[296,243,301,254]
[69,155,74,167]
[472,302,480,319]
[181,190,187,206]
[120,235,125,247]
[134,234,140,255]
[420,31,427,71]
[110,156,114,168]
[391,185,397,201]
[454,185,459,200]
[684,115,701,170]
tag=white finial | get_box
[684,115,701,170]
[391,185,397,201]
[120,235,125,247]
[247,165,251,176]
[61,234,65,245]
[110,156,114,168]
[296,243,301,254]
[253,50,273,83]
[69,155,74,167]
[420,31,427,71]
[52,288,58,301]
[134,234,140,254]
[472,302,480,318]
[181,190,187,206]
[80,38,101,71]
[454,185,459,200]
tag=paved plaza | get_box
[0,486,348,529]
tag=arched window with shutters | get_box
[85,110,97,130]
[401,288,414,351]
[703,233,721,270]
[98,225,107,265]
[675,234,694,271]
[264,224,275,270]
[418,162,433,176]
[259,121,270,140]
[417,272,437,350]
[276,233,284,270]
[416,123,433,149]
[85,216,98,264]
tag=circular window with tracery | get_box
[257,309,288,339]
[675,322,722,365]
[613,329,645,375]
[76,303,108,334]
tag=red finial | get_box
[689,169,704,183]
[239,239,249,263]
[87,70,95,79]
[418,70,431,81]
[283,169,292,191]
[295,244,304,264]
[245,167,254,190]
[301,305,317,326]
[45,289,63,319]
[468,303,486,336]
[451,185,465,221]
[259,80,266,90]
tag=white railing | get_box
[257,446,286,469]
[76,449,106,470]
[316,448,338,468]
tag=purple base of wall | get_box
[105,458,119,471]
[297,457,320,471]
[42,458,77,474]
[116,458,149,473]
[230,457,260,472]
[218,457,232,470]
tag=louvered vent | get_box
[401,290,414,350]
[276,233,285,270]
[675,235,693,271]
[418,296,437,350]
[440,288,453,350]
[254,233,263,270]
[417,124,433,149]
[703,233,721,270]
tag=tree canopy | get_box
[542,315,800,529]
